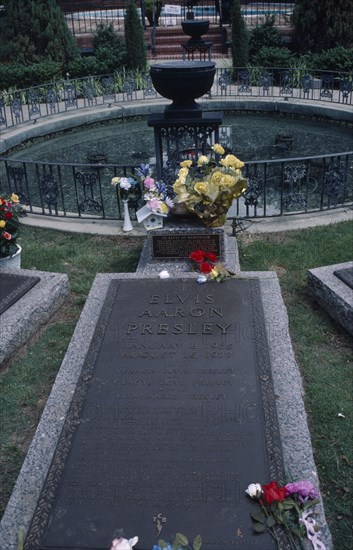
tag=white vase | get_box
[0,244,22,270]
[122,199,133,232]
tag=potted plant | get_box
[0,193,22,269]
[145,0,163,27]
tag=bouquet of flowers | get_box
[136,164,174,216]
[245,480,326,549]
[189,249,234,282]
[172,144,247,228]
[0,193,21,258]
[111,176,138,201]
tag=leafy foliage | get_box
[231,0,249,67]
[124,0,147,70]
[292,0,353,53]
[249,15,283,60]
[251,46,294,68]
[0,0,78,63]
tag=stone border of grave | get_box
[1,265,333,548]
[0,268,70,366]
[308,261,353,336]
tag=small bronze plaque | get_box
[152,233,221,259]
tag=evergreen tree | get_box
[124,0,147,70]
[249,15,283,60]
[231,0,249,68]
[292,0,353,53]
[0,0,78,63]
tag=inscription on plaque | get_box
[152,233,221,259]
[25,279,285,550]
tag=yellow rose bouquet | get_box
[172,144,247,227]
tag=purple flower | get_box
[285,480,319,501]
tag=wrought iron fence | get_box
[61,1,294,35]
[0,67,352,130]
[1,152,352,222]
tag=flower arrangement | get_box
[111,176,138,201]
[189,249,235,282]
[0,193,21,258]
[172,144,247,227]
[136,164,174,216]
[245,480,326,549]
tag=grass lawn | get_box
[1,221,352,548]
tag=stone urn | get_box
[0,244,22,270]
[150,61,216,117]
[181,19,210,44]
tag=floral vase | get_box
[0,244,22,270]
[122,199,133,232]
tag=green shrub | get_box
[249,16,283,60]
[0,61,62,91]
[251,47,294,68]
[231,0,249,67]
[124,0,147,70]
[307,47,353,73]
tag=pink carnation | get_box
[144,177,156,190]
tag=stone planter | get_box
[181,19,210,44]
[0,244,22,270]
[150,61,216,117]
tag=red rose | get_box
[189,250,206,263]
[205,252,217,263]
[2,231,12,240]
[200,262,212,273]
[262,481,287,504]
[4,212,13,219]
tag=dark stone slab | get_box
[0,272,40,316]
[334,267,353,289]
[24,279,287,550]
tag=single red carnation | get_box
[2,231,12,240]
[189,250,206,263]
[205,252,217,263]
[263,481,287,504]
[4,212,13,219]
[200,262,212,273]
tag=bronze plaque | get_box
[152,233,221,259]
[25,279,286,550]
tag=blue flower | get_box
[127,177,137,187]
[136,163,151,178]
[151,544,173,550]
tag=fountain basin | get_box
[181,19,210,43]
[150,61,216,118]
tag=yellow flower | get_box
[111,177,120,186]
[0,220,5,228]
[220,155,245,169]
[212,143,225,155]
[197,155,209,166]
[210,171,223,185]
[173,179,187,195]
[159,202,169,214]
[180,160,192,168]
[194,181,209,194]
[10,193,19,203]
[220,174,236,187]
[231,177,248,197]
[210,268,219,279]
[179,167,189,178]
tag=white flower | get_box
[159,270,170,279]
[245,483,263,499]
[110,537,138,550]
[197,275,207,284]
[119,177,132,191]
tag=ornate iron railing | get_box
[0,67,352,130]
[1,152,352,222]
[60,1,294,35]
